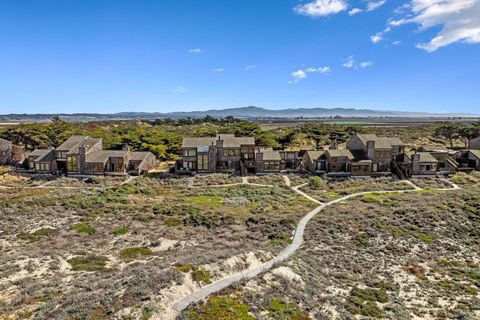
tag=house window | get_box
[67,156,77,172]
[184,149,196,157]
[223,149,239,157]
[197,155,209,171]
[286,153,296,160]
[184,161,196,170]
[29,160,35,169]
[57,151,67,159]
[36,163,49,171]
[264,161,279,170]
[426,165,431,171]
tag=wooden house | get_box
[179,134,255,174]
[347,134,405,173]
[255,148,282,173]
[27,136,155,176]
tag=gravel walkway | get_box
[171,176,460,313]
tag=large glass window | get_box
[67,156,77,172]
[184,149,196,157]
[197,155,209,171]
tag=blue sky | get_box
[0,0,479,114]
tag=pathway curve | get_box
[283,175,291,187]
[171,176,460,313]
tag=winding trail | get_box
[171,176,460,313]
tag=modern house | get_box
[255,148,282,173]
[302,150,326,175]
[451,150,480,171]
[27,136,156,175]
[347,134,406,174]
[324,149,355,174]
[0,138,23,166]
[179,134,256,174]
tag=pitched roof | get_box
[305,150,325,160]
[31,149,55,163]
[469,149,480,159]
[66,138,102,155]
[130,151,153,161]
[182,135,255,148]
[412,152,438,162]
[218,135,255,148]
[86,150,129,163]
[326,149,355,160]
[356,134,404,149]
[56,136,90,151]
[0,138,12,145]
[258,150,281,161]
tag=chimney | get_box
[367,141,375,160]
[78,144,87,174]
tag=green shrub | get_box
[188,296,254,320]
[309,176,322,190]
[17,227,57,242]
[192,267,211,284]
[268,298,309,319]
[113,226,129,236]
[67,255,107,271]
[73,223,96,235]
[165,217,181,227]
[120,246,152,261]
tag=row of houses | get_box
[177,133,480,177]
[2,133,480,178]
[1,136,156,176]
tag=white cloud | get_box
[290,70,307,83]
[360,61,374,68]
[390,0,480,52]
[342,56,355,68]
[392,40,402,45]
[289,66,330,83]
[348,8,363,15]
[370,26,391,43]
[245,64,256,71]
[188,48,202,54]
[173,86,188,93]
[371,33,383,43]
[367,0,387,11]
[343,56,374,69]
[212,67,224,72]
[305,66,331,73]
[294,0,348,17]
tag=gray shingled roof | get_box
[56,136,89,151]
[66,138,102,155]
[182,137,217,148]
[130,151,153,161]
[86,150,129,163]
[470,149,480,159]
[412,152,438,162]
[356,134,404,149]
[305,150,325,160]
[182,135,255,148]
[258,150,281,161]
[326,149,355,160]
[35,150,55,163]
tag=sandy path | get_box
[171,176,460,314]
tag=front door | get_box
[373,163,378,172]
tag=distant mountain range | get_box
[1,106,478,122]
